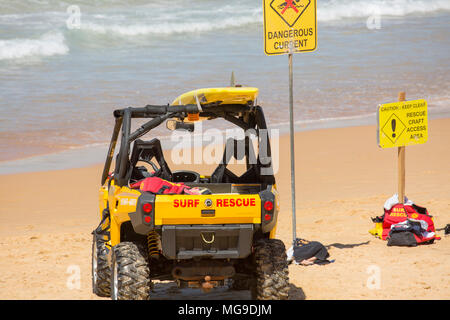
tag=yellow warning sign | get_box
[263,0,317,55]
[377,99,428,148]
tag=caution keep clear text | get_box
[377,99,428,148]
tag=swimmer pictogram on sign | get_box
[270,0,311,27]
[281,0,298,14]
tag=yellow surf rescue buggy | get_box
[91,87,289,300]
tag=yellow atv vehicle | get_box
[91,87,289,300]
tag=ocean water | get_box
[0,0,449,171]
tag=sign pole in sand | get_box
[377,92,428,204]
[288,50,297,242]
[263,0,317,245]
[397,92,406,204]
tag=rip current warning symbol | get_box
[270,0,311,27]
[381,113,406,144]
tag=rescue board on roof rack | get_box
[171,87,259,107]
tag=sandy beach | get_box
[0,118,449,300]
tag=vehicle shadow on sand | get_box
[150,281,250,300]
[149,281,305,300]
[288,284,306,300]
[325,241,370,250]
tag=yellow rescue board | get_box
[171,87,258,106]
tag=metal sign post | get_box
[288,50,297,244]
[263,0,317,245]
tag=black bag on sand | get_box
[293,240,330,264]
[387,231,417,247]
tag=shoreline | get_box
[2,114,449,175]
[3,113,377,174]
[2,93,450,169]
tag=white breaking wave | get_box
[319,0,450,22]
[80,12,262,37]
[76,0,450,37]
[0,31,69,60]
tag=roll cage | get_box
[101,103,275,187]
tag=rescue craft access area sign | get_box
[263,0,317,55]
[377,99,428,148]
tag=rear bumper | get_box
[161,224,253,260]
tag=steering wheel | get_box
[144,160,161,177]
[129,160,162,185]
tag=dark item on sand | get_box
[445,224,450,235]
[387,231,417,247]
[387,219,435,247]
[292,239,330,265]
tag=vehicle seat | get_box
[127,138,172,183]
[210,137,260,183]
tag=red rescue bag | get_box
[130,177,212,195]
[379,204,437,244]
[130,177,187,194]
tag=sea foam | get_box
[0,31,68,60]
[80,10,262,37]
[319,0,450,22]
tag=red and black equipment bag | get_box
[373,203,437,245]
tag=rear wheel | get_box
[111,241,151,300]
[250,238,289,300]
[91,235,111,297]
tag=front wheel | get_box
[110,241,151,300]
[91,234,111,297]
[250,239,289,300]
